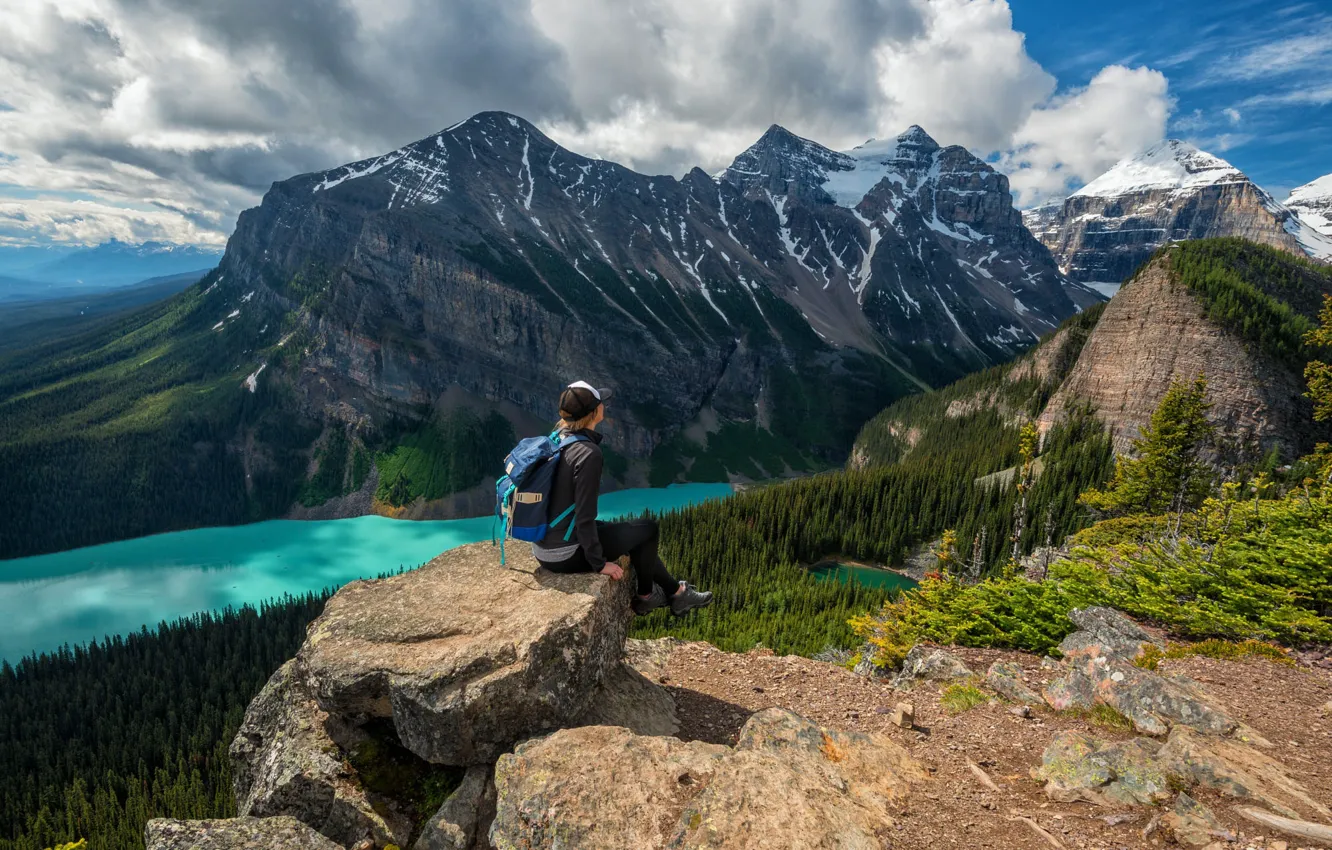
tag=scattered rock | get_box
[891,645,973,689]
[1157,727,1332,820]
[575,662,679,737]
[145,816,346,850]
[1037,724,1331,825]
[491,708,926,849]
[986,661,1044,705]
[413,766,495,850]
[1033,731,1172,807]
[298,542,633,765]
[1163,793,1225,848]
[1044,648,1237,737]
[229,661,408,849]
[1058,606,1163,663]
[892,702,916,729]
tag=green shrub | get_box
[854,483,1332,666]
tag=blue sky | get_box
[1012,0,1332,198]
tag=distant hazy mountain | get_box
[1025,140,1332,295]
[14,240,222,287]
[0,244,77,276]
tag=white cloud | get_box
[0,197,227,246]
[1000,65,1173,206]
[0,0,1178,243]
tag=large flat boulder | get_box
[491,708,926,849]
[298,542,633,765]
[230,661,410,849]
[145,816,345,850]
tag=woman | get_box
[533,380,713,616]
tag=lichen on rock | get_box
[145,816,346,850]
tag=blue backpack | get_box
[493,429,588,565]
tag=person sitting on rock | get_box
[532,380,713,617]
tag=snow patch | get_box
[520,136,535,210]
[315,151,406,192]
[1072,140,1245,198]
[243,363,267,394]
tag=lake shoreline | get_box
[0,483,735,663]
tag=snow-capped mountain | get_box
[716,124,1101,358]
[1028,141,1332,294]
[1287,174,1332,237]
[212,112,1096,460]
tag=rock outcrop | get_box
[230,661,411,848]
[145,817,345,850]
[1057,606,1163,663]
[889,645,974,690]
[1035,726,1330,823]
[297,542,633,765]
[413,767,495,850]
[1036,253,1327,459]
[214,541,667,849]
[1039,607,1236,737]
[985,661,1045,705]
[490,708,926,850]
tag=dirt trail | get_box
[654,642,1332,850]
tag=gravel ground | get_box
[654,641,1332,850]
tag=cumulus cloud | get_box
[0,0,1177,245]
[1000,65,1173,205]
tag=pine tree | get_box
[1305,294,1332,421]
[1081,374,1217,516]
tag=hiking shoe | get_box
[670,582,713,617]
[632,584,669,616]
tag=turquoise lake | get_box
[0,483,733,663]
[809,561,918,593]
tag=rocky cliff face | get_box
[1036,250,1327,460]
[1028,141,1332,293]
[213,112,1095,469]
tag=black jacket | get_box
[536,428,604,564]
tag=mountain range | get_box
[1025,140,1332,294]
[214,112,1098,460]
[3,111,1329,559]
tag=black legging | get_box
[541,518,679,596]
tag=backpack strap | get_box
[554,434,588,540]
